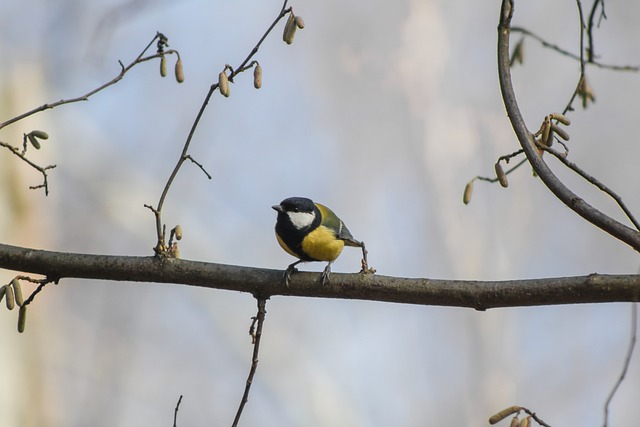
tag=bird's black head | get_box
[272,197,320,232]
[273,197,316,214]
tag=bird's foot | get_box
[359,242,375,273]
[321,263,332,286]
[284,264,299,287]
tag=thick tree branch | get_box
[497,0,640,252]
[1,243,639,309]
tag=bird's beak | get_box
[272,204,283,212]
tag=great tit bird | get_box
[272,197,368,286]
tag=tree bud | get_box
[4,285,15,310]
[219,71,230,97]
[510,38,524,67]
[27,134,41,149]
[160,56,167,77]
[463,181,473,205]
[550,123,569,141]
[550,113,570,126]
[18,305,27,333]
[253,63,263,89]
[283,12,297,45]
[175,58,185,83]
[11,279,23,306]
[489,406,521,425]
[30,130,49,140]
[495,162,508,188]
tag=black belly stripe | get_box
[275,207,323,261]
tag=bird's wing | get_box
[315,203,362,246]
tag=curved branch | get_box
[539,144,640,231]
[1,243,639,310]
[496,0,640,252]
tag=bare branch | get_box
[586,0,607,63]
[18,275,56,307]
[0,140,57,195]
[496,0,640,252]
[1,243,640,309]
[0,33,173,131]
[0,33,182,196]
[231,298,267,427]
[173,395,183,427]
[471,0,635,200]
[471,150,528,185]
[489,405,552,427]
[603,303,637,427]
[510,26,639,72]
[521,407,552,427]
[184,155,212,179]
[538,144,640,231]
[148,0,292,255]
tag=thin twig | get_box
[0,34,180,195]
[603,303,637,427]
[173,395,183,427]
[0,140,57,195]
[538,144,640,231]
[0,34,170,130]
[577,0,587,76]
[521,407,552,427]
[489,405,552,427]
[586,0,607,63]
[562,0,589,116]
[231,297,268,427]
[472,151,528,185]
[149,0,291,255]
[510,26,638,72]
[184,155,212,179]
[498,148,525,165]
[511,26,579,61]
[22,281,48,306]
[15,275,57,306]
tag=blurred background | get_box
[1,0,639,426]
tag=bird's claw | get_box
[321,264,331,286]
[283,265,298,287]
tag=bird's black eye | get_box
[292,207,299,212]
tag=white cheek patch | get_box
[287,211,315,229]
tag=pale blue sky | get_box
[1,1,639,426]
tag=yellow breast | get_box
[301,225,345,261]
